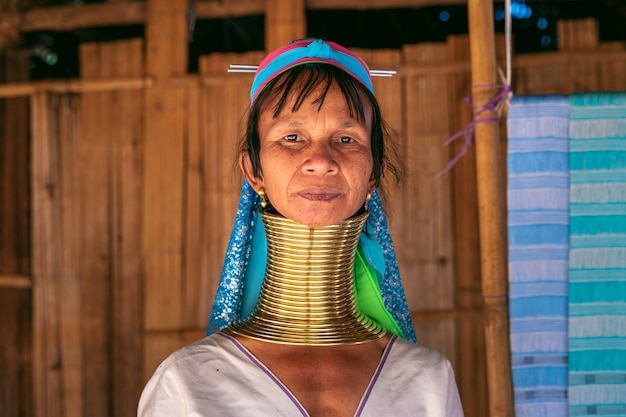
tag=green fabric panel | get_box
[354,245,405,338]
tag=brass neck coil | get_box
[228,210,386,345]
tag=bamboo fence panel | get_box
[183,77,205,328]
[142,0,187,332]
[0,286,32,416]
[0,49,30,276]
[78,41,115,417]
[513,52,567,95]
[30,92,54,417]
[141,0,189,385]
[0,48,32,417]
[558,18,599,51]
[400,42,456,362]
[598,42,626,92]
[199,52,245,312]
[31,91,84,417]
[446,33,489,417]
[558,18,599,93]
[265,0,305,51]
[104,39,144,417]
[197,54,230,340]
[29,38,145,417]
[198,50,263,312]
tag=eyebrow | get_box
[276,118,365,130]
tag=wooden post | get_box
[467,1,514,416]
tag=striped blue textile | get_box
[507,95,570,417]
[568,92,626,417]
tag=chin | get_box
[291,211,355,228]
[280,200,361,227]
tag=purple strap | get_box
[438,83,513,176]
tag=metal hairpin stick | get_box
[228,64,396,77]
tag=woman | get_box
[138,38,464,417]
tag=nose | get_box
[301,142,339,175]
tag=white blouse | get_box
[138,333,464,416]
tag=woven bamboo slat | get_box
[142,0,187,334]
[198,52,228,324]
[1,45,33,409]
[107,38,144,417]
[141,0,190,384]
[515,57,565,94]
[0,286,32,416]
[400,42,456,366]
[219,55,249,262]
[198,52,258,333]
[183,78,205,328]
[446,33,489,417]
[0,50,30,276]
[265,0,305,51]
[56,93,83,417]
[31,91,85,417]
[598,42,626,92]
[0,57,32,417]
[557,18,600,93]
[400,42,455,311]
[31,91,57,417]
[79,41,114,417]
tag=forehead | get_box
[257,66,373,122]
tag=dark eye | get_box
[339,136,353,143]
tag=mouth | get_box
[297,189,341,202]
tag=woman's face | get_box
[242,81,376,227]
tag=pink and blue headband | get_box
[249,38,375,104]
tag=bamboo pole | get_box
[467,1,514,416]
[0,77,152,98]
[0,45,624,99]
[0,275,31,288]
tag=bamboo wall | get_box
[1,11,625,417]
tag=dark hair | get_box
[239,63,404,193]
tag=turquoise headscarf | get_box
[207,39,416,342]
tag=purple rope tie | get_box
[437,83,512,176]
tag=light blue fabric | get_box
[507,92,626,417]
[207,180,417,343]
[507,95,569,417]
[567,92,626,417]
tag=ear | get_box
[239,151,264,192]
[369,157,387,191]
